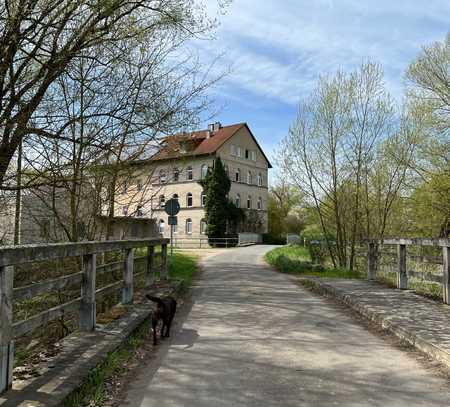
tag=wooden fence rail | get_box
[0,237,168,394]
[366,238,450,304]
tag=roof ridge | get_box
[172,122,245,136]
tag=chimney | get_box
[207,122,222,135]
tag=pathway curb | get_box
[300,278,450,369]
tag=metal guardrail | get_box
[366,238,450,304]
[0,238,168,394]
[171,234,262,249]
[172,237,239,249]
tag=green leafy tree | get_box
[199,157,242,238]
[403,34,450,237]
[406,33,449,134]
[267,180,305,238]
[0,0,217,187]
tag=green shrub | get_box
[307,242,328,264]
[301,228,334,265]
[265,245,362,279]
[262,233,286,245]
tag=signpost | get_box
[164,198,180,256]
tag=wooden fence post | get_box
[443,245,450,304]
[146,246,155,288]
[397,244,407,289]
[80,254,96,331]
[122,248,134,304]
[0,265,14,394]
[160,243,168,280]
[367,242,376,281]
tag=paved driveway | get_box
[123,245,450,406]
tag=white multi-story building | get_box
[115,122,272,237]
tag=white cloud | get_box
[198,0,449,105]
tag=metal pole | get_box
[170,224,174,256]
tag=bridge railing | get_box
[0,237,168,394]
[171,237,238,249]
[171,234,261,249]
[366,238,450,304]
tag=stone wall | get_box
[96,216,159,239]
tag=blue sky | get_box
[194,0,449,180]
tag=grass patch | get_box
[265,245,362,279]
[409,279,442,300]
[168,252,197,287]
[377,271,443,301]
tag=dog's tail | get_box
[146,295,165,306]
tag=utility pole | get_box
[13,140,22,245]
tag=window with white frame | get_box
[159,219,165,233]
[172,223,178,234]
[230,144,236,156]
[159,169,167,183]
[200,219,207,234]
[186,192,193,207]
[247,195,252,209]
[245,149,249,159]
[236,194,241,208]
[136,205,143,217]
[187,166,193,180]
[224,164,229,176]
[257,197,262,210]
[201,164,208,179]
[173,168,179,182]
[237,146,242,157]
[159,195,165,208]
[122,205,128,216]
[235,168,240,182]
[186,218,193,234]
[201,191,206,206]
[247,171,252,184]
[258,172,263,186]
[251,151,256,161]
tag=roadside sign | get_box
[165,201,179,256]
[164,198,180,216]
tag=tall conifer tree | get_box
[199,157,231,238]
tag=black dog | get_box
[146,295,177,345]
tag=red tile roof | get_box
[150,123,244,161]
[148,122,272,168]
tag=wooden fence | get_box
[0,237,168,394]
[366,238,450,304]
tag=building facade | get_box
[114,122,272,238]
